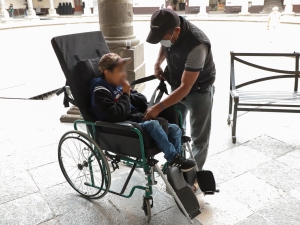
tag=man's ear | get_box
[174,27,181,35]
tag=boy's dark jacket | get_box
[90,77,148,122]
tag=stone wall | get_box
[185,6,209,14]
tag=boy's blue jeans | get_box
[139,120,182,162]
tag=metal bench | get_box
[228,52,300,143]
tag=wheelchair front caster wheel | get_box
[142,196,153,223]
[227,118,231,125]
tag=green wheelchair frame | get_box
[58,109,193,223]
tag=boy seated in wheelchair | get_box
[90,53,195,172]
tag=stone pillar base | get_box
[25,9,40,20]
[25,16,40,20]
[238,12,251,16]
[0,18,13,23]
[198,12,208,17]
[282,12,295,16]
[110,42,146,91]
[47,8,58,17]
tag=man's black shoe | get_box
[170,154,196,172]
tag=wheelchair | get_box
[52,31,216,224]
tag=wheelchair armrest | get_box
[95,121,152,148]
[95,121,135,131]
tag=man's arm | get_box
[154,45,166,79]
[161,71,199,107]
[143,71,199,120]
[143,44,208,120]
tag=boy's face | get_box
[104,64,127,86]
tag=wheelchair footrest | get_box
[197,170,219,195]
[167,167,201,219]
[176,186,201,219]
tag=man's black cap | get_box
[146,9,180,44]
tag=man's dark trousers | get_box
[174,85,214,170]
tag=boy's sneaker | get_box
[170,154,196,172]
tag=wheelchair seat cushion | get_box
[95,118,169,159]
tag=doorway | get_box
[74,0,82,12]
[209,0,225,12]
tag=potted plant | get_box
[173,0,178,10]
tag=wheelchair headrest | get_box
[51,31,110,109]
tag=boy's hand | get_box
[122,80,131,96]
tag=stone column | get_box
[198,0,208,17]
[48,0,58,17]
[239,0,250,16]
[98,0,145,87]
[26,0,39,20]
[282,0,295,16]
[82,0,92,16]
[0,0,12,23]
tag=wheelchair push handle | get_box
[56,86,65,96]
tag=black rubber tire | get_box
[58,130,111,199]
[144,199,151,223]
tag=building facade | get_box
[132,0,300,14]
[1,0,95,17]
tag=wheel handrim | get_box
[58,131,109,198]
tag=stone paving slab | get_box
[251,160,300,192]
[220,172,283,212]
[257,196,300,225]
[276,149,300,170]
[39,218,60,225]
[41,183,130,225]
[0,193,54,225]
[205,145,271,184]
[197,192,253,225]
[0,171,39,205]
[237,213,273,225]
[28,162,66,190]
[243,135,296,158]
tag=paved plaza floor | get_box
[1,20,300,225]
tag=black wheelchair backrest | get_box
[51,31,110,109]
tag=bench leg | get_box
[231,103,237,144]
[227,94,233,125]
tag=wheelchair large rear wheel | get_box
[58,130,111,199]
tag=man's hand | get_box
[143,104,162,121]
[154,63,164,80]
[122,80,131,96]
